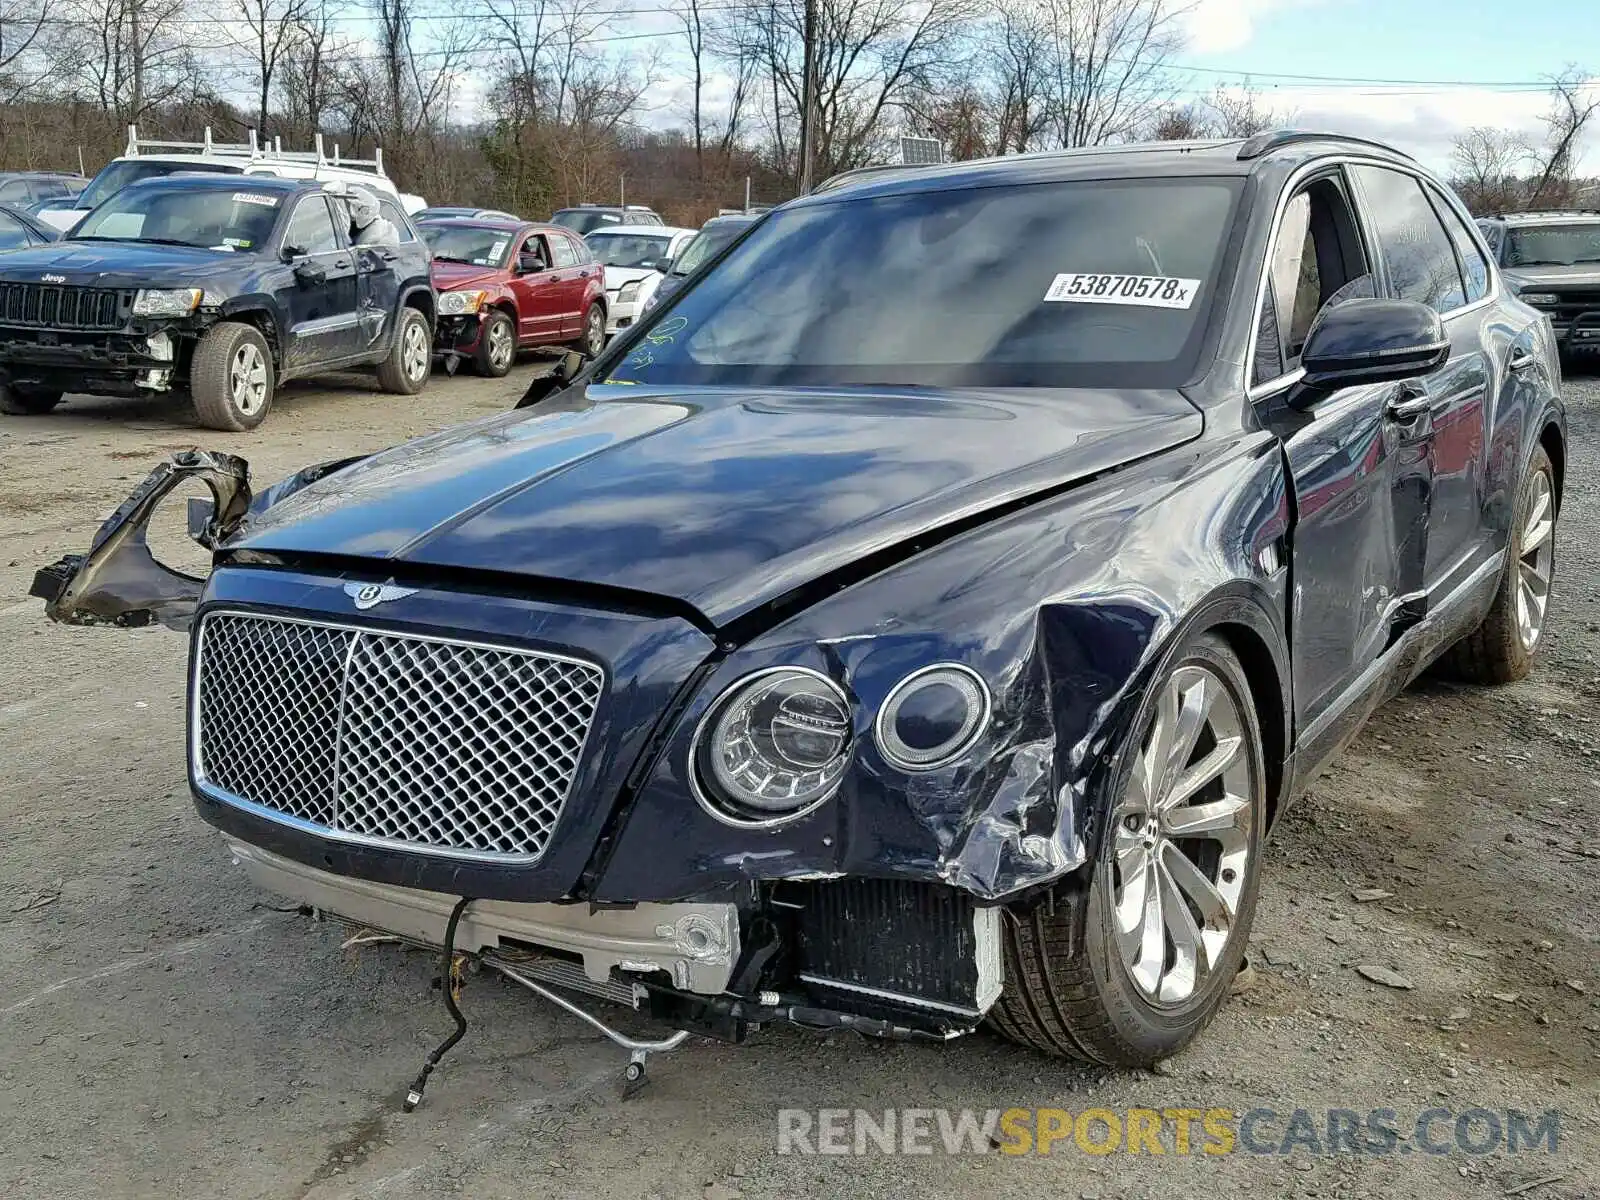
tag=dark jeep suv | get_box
[1478,210,1600,359]
[0,174,435,430]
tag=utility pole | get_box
[131,1,144,121]
[798,0,817,195]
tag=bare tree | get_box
[1204,79,1289,138]
[62,0,205,125]
[988,0,1052,153]
[1530,66,1599,208]
[229,0,308,136]
[1040,0,1186,148]
[675,0,709,176]
[278,0,340,139]
[1450,125,1535,214]
[0,0,50,104]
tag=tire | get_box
[1442,445,1556,683]
[574,304,606,357]
[377,307,432,394]
[989,632,1267,1066]
[191,322,274,432]
[475,309,517,378]
[0,384,64,415]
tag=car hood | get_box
[0,241,246,287]
[230,384,1203,626]
[603,265,659,291]
[431,261,507,291]
[1502,263,1600,288]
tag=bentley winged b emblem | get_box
[344,581,418,610]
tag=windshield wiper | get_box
[431,254,478,264]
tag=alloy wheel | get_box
[487,320,515,371]
[1108,663,1255,1008]
[1516,467,1555,650]
[230,343,268,416]
[586,308,605,355]
[403,322,429,381]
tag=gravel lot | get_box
[1,366,1596,1200]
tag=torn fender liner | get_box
[31,450,253,631]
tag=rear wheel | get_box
[990,633,1266,1065]
[0,384,64,415]
[1443,445,1556,683]
[378,307,432,394]
[475,310,516,377]
[191,322,273,431]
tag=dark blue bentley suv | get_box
[34,131,1565,1079]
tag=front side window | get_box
[1351,165,1466,313]
[586,232,675,269]
[73,185,283,250]
[282,196,341,254]
[377,198,415,242]
[1505,222,1600,268]
[604,178,1242,389]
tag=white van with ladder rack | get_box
[36,127,426,232]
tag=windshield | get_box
[588,232,674,269]
[670,221,753,276]
[73,186,282,250]
[603,178,1242,389]
[421,223,515,267]
[552,209,622,234]
[76,160,242,212]
[1506,224,1600,267]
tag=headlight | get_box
[875,664,990,771]
[1520,292,1560,306]
[617,280,642,303]
[131,288,202,317]
[692,667,852,825]
[438,289,486,315]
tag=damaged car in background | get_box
[0,173,434,430]
[33,131,1565,1096]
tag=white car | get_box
[38,126,422,232]
[585,224,696,336]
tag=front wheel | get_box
[191,322,274,431]
[0,384,64,415]
[378,307,432,394]
[475,309,517,377]
[989,632,1266,1065]
[1443,445,1556,683]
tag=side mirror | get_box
[291,258,326,287]
[280,243,305,262]
[655,257,673,275]
[1292,298,1448,406]
[518,254,546,275]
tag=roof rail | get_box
[1493,208,1600,218]
[123,124,387,177]
[1236,129,1414,162]
[813,161,940,194]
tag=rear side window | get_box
[1351,165,1466,313]
[1426,184,1490,303]
[548,234,579,268]
[564,233,591,263]
[377,198,416,242]
[283,196,341,254]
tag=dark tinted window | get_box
[1427,184,1490,302]
[604,178,1242,389]
[1352,166,1465,312]
[0,211,31,249]
[552,208,623,234]
[1505,222,1600,267]
[283,196,341,253]
[77,159,242,211]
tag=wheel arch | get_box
[215,303,282,368]
[1539,418,1565,513]
[400,283,435,328]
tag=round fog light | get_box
[875,664,990,770]
[692,667,852,825]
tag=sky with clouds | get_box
[1177,0,1592,170]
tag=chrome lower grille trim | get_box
[192,609,605,862]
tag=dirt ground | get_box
[1,364,1596,1200]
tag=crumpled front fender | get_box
[30,449,363,631]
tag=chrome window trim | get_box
[188,606,607,865]
[1244,153,1502,400]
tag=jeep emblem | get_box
[40,274,65,283]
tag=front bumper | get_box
[604,293,639,335]
[433,312,485,358]
[0,326,184,394]
[226,838,741,994]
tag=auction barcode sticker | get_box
[1044,273,1201,309]
[233,192,280,208]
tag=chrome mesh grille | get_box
[194,611,604,860]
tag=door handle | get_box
[334,259,350,269]
[1385,385,1432,421]
[1508,347,1537,372]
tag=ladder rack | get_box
[123,126,388,178]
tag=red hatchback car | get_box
[421,218,608,376]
